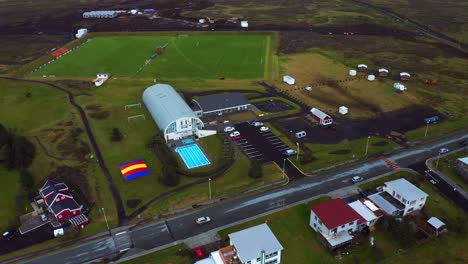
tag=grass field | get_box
[0,167,21,231]
[121,244,191,264]
[32,34,271,79]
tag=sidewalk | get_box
[426,148,468,200]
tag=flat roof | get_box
[228,224,283,262]
[348,200,378,223]
[193,93,249,113]
[457,157,468,165]
[427,217,445,229]
[368,193,400,215]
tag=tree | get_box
[110,128,123,142]
[20,168,34,191]
[159,165,180,187]
[249,160,263,179]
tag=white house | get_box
[283,75,295,85]
[383,178,428,216]
[310,198,363,249]
[228,223,283,264]
[369,178,428,217]
[367,75,375,81]
[357,64,368,71]
[400,72,411,80]
[378,68,389,76]
[349,69,357,76]
[75,28,88,39]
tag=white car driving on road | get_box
[253,122,264,127]
[196,216,211,225]
[260,126,269,132]
[352,176,364,183]
[229,131,240,137]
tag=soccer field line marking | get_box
[171,37,212,76]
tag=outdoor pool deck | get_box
[175,144,211,169]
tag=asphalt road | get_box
[410,161,468,212]
[22,132,467,264]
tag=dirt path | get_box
[34,136,86,162]
[0,77,127,225]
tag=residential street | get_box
[21,132,467,264]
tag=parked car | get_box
[193,247,205,259]
[224,126,235,132]
[2,230,18,240]
[260,126,269,132]
[438,148,449,154]
[351,176,364,183]
[283,149,297,157]
[459,140,468,147]
[196,216,211,225]
[40,214,47,222]
[229,131,240,137]
[253,122,264,127]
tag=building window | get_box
[266,252,278,259]
[247,261,251,264]
[257,258,261,262]
[318,219,322,225]
[420,197,425,201]
[313,223,316,228]
[410,200,416,205]
[314,215,317,220]
[341,225,345,229]
[396,194,401,199]
[349,222,353,226]
[266,259,278,264]
[348,228,353,233]
[332,228,337,233]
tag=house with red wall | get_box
[39,180,89,228]
[310,108,333,126]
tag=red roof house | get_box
[309,198,364,249]
[310,108,333,126]
[39,180,89,228]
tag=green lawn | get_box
[0,79,70,132]
[139,153,284,218]
[32,33,271,79]
[433,150,468,191]
[121,244,191,264]
[293,137,398,172]
[0,167,21,231]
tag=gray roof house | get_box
[229,223,284,264]
[369,178,429,217]
[192,92,250,116]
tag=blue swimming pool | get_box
[182,138,194,144]
[175,144,210,169]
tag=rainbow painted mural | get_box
[119,159,150,181]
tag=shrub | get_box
[110,128,123,142]
[249,160,263,179]
[126,199,142,209]
[160,165,180,187]
[20,168,34,191]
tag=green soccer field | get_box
[32,34,270,79]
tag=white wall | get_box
[384,186,427,216]
[310,210,358,237]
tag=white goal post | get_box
[127,114,145,123]
[124,103,141,110]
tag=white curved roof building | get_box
[143,84,204,141]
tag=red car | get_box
[193,247,205,259]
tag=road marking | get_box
[246,150,260,154]
[275,146,288,150]
[268,138,282,143]
[379,156,400,170]
[272,141,285,145]
[250,154,263,158]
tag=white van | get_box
[295,131,306,138]
[283,149,297,157]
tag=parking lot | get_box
[229,121,292,163]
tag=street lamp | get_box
[296,142,300,161]
[282,159,286,179]
[365,136,371,156]
[435,153,441,169]
[424,122,429,137]
[208,178,212,200]
[100,207,110,233]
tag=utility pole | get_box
[208,178,212,200]
[101,207,110,234]
[296,142,300,160]
[424,122,429,137]
[435,153,441,169]
[282,159,286,179]
[365,136,371,156]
